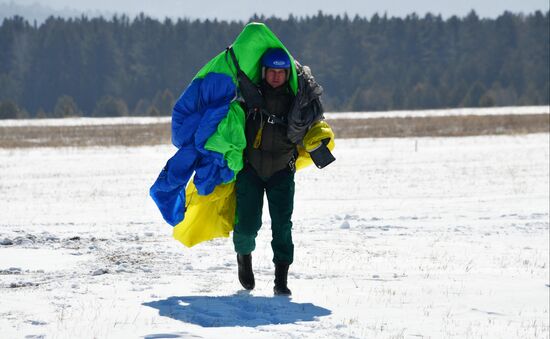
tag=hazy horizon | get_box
[1,0,549,23]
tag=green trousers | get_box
[233,165,295,264]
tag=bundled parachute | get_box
[149,22,334,247]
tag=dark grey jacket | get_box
[244,81,296,179]
[242,63,325,179]
[286,63,324,143]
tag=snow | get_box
[0,133,548,338]
[0,248,88,271]
[324,105,550,119]
[0,105,548,127]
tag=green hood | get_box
[195,22,298,94]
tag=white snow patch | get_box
[340,221,350,229]
[0,248,88,271]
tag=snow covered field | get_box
[0,133,548,338]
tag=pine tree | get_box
[92,96,129,117]
[53,95,81,118]
[0,100,20,119]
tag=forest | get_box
[0,10,548,118]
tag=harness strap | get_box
[227,46,242,74]
[226,46,265,112]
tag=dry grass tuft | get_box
[0,114,548,148]
[0,123,170,148]
[328,114,550,138]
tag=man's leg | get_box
[233,166,265,290]
[266,169,295,295]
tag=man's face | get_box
[265,68,287,88]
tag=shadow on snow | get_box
[142,293,331,328]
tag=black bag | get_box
[309,138,336,169]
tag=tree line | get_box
[0,10,548,119]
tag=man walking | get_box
[233,48,307,296]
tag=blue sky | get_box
[2,0,549,21]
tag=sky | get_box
[2,0,549,22]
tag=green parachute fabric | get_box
[197,22,298,92]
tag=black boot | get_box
[273,263,292,296]
[237,254,255,290]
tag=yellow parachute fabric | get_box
[295,120,336,170]
[174,121,335,247]
[173,181,236,247]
